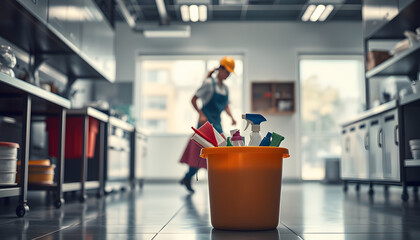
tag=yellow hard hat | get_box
[220,56,235,73]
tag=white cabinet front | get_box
[368,117,384,180]
[382,110,400,181]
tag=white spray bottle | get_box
[242,113,267,146]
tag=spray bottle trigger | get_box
[244,121,251,131]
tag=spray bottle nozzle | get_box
[242,114,267,131]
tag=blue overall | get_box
[199,77,229,134]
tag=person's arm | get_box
[225,104,236,125]
[191,95,208,125]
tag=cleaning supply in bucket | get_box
[269,132,285,147]
[213,128,227,147]
[191,121,219,148]
[259,132,272,146]
[231,129,245,146]
[226,137,233,146]
[191,133,215,148]
[242,113,267,146]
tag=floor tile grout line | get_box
[30,203,106,240]
[151,203,186,240]
[281,222,304,240]
[31,221,83,240]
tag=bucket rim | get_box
[0,142,19,148]
[201,146,289,159]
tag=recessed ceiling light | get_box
[301,5,316,22]
[180,5,189,22]
[319,5,334,21]
[143,25,191,38]
[310,5,326,22]
[189,5,199,22]
[199,5,207,22]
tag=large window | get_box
[137,56,243,135]
[299,56,364,180]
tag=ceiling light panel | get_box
[180,5,189,22]
[199,5,207,22]
[220,0,248,5]
[310,4,326,22]
[175,0,211,5]
[318,4,334,21]
[189,5,199,22]
[301,4,316,22]
[143,25,191,38]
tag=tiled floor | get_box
[0,182,420,239]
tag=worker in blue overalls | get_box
[179,56,237,193]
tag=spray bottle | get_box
[230,129,244,146]
[242,113,267,146]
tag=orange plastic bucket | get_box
[201,146,289,231]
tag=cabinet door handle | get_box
[346,137,350,152]
[364,133,369,150]
[378,128,383,148]
[394,125,399,146]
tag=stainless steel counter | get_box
[341,100,397,127]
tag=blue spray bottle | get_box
[242,113,267,146]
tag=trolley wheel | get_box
[79,194,87,203]
[343,182,348,192]
[96,191,103,198]
[16,204,29,217]
[54,198,65,209]
[401,192,409,201]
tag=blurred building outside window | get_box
[299,56,364,180]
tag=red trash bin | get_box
[46,117,99,159]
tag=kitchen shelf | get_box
[366,42,420,78]
[366,0,420,40]
[251,82,295,114]
[400,92,420,106]
[0,73,71,113]
[0,187,20,198]
[404,159,420,167]
[109,117,135,132]
[0,72,70,216]
[0,0,114,81]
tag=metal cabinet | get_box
[363,0,382,38]
[135,132,147,182]
[81,0,115,82]
[48,0,84,49]
[382,109,400,181]
[341,121,370,180]
[107,134,130,181]
[47,0,67,40]
[355,121,369,179]
[17,0,48,22]
[399,0,415,10]
[368,117,384,180]
[343,109,400,182]
[362,0,399,38]
[341,127,354,179]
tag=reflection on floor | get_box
[0,182,420,239]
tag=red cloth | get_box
[179,138,207,169]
